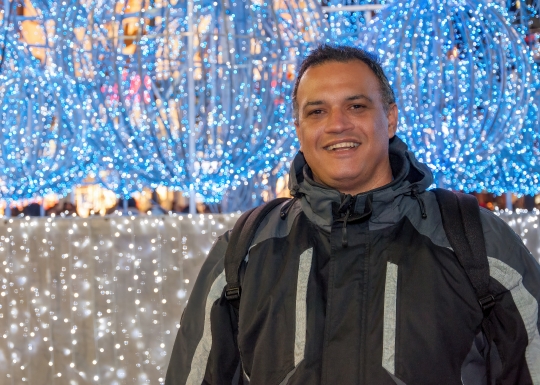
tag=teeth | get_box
[326,142,359,151]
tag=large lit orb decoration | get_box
[0,39,92,201]
[0,0,327,209]
[87,0,326,204]
[365,0,539,194]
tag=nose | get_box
[325,108,354,134]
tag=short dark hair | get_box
[292,44,396,121]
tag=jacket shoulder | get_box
[251,198,303,247]
[479,207,538,269]
[479,208,540,299]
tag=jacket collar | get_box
[288,135,434,232]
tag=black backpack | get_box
[223,189,496,380]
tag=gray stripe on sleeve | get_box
[488,257,540,384]
[383,262,399,375]
[294,248,313,367]
[185,271,227,385]
[279,248,314,385]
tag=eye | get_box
[351,104,366,110]
[308,109,323,115]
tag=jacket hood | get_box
[287,135,434,232]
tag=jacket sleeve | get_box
[165,231,243,385]
[479,208,540,384]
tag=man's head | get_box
[293,44,398,195]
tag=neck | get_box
[312,168,394,196]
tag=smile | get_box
[324,142,360,151]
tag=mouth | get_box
[324,141,360,151]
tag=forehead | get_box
[296,60,382,103]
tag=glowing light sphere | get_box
[364,0,539,193]
[0,39,92,201]
[87,0,326,202]
[0,0,326,208]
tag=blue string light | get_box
[88,0,327,202]
[322,1,389,45]
[0,0,327,206]
[2,0,540,206]
[0,36,92,201]
[364,0,540,194]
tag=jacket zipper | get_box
[359,228,370,384]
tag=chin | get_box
[325,173,363,189]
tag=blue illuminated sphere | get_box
[364,0,539,194]
[89,0,327,201]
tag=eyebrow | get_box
[346,94,373,103]
[302,94,373,112]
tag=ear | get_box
[387,103,398,138]
[294,119,303,151]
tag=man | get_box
[166,45,540,384]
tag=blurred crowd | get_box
[3,188,215,218]
[2,189,539,218]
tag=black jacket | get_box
[166,136,540,385]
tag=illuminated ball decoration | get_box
[86,0,326,202]
[0,40,92,201]
[364,0,539,194]
[0,1,326,208]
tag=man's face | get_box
[294,60,398,195]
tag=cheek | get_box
[373,118,390,140]
[304,134,319,154]
[297,127,308,151]
[297,129,310,151]
[298,123,324,154]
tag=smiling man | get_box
[166,45,540,385]
[294,58,397,195]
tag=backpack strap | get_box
[224,197,290,309]
[432,188,494,313]
[433,188,497,382]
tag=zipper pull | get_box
[411,188,427,219]
[342,209,350,248]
